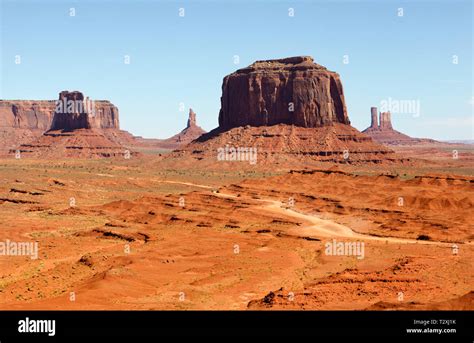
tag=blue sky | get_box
[1,0,472,140]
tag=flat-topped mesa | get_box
[218,56,350,130]
[49,91,119,132]
[236,56,327,73]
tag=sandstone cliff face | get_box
[0,101,55,130]
[218,56,350,130]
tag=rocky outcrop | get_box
[369,107,378,129]
[16,128,133,159]
[166,56,406,167]
[0,91,120,132]
[158,108,206,149]
[218,56,350,130]
[0,91,126,157]
[167,123,404,168]
[379,111,393,130]
[362,107,436,145]
[0,101,56,155]
[187,108,197,128]
[5,91,134,158]
[49,91,119,131]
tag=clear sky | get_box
[1,0,472,140]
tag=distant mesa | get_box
[5,91,133,158]
[167,56,404,167]
[0,91,120,132]
[362,107,436,145]
[219,56,350,130]
[49,90,119,132]
[0,91,207,157]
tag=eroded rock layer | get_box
[15,129,133,159]
[165,123,404,169]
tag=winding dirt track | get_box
[157,180,460,247]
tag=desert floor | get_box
[0,144,473,310]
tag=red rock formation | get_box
[167,123,402,168]
[0,101,56,155]
[17,129,132,159]
[49,91,119,131]
[166,57,405,167]
[7,92,135,158]
[187,108,197,128]
[379,111,393,130]
[370,107,378,129]
[0,91,126,157]
[362,107,435,145]
[158,108,206,149]
[218,56,350,130]
[0,100,55,130]
[0,92,120,132]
